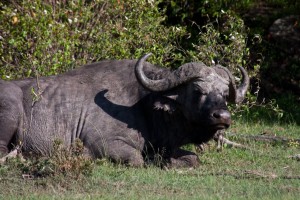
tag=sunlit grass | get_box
[1,118,299,200]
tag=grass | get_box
[0,118,299,199]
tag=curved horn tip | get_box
[235,65,250,104]
[237,65,247,75]
[238,65,250,85]
[141,53,152,60]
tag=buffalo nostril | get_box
[212,110,231,120]
[213,112,221,119]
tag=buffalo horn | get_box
[135,53,201,92]
[235,66,249,103]
[135,54,249,102]
[220,65,249,104]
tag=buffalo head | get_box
[135,53,249,135]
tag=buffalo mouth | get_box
[211,123,230,130]
[192,120,231,131]
[192,121,230,131]
[206,120,230,131]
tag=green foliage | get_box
[161,0,254,26]
[200,0,253,16]
[161,0,204,25]
[0,0,296,124]
[188,11,253,72]
[0,0,185,79]
[161,1,263,79]
[233,99,284,124]
[265,0,300,15]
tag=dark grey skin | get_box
[0,53,249,167]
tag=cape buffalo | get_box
[0,53,249,167]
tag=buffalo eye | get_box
[192,90,206,107]
[193,90,203,96]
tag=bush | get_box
[0,0,185,79]
[3,0,289,123]
[0,0,257,78]
[188,11,252,72]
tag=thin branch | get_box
[288,154,300,161]
[242,135,300,144]
[196,170,300,180]
[0,147,21,164]
[227,133,300,144]
[216,135,250,150]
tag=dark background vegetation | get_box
[0,0,299,124]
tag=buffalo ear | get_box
[153,96,178,113]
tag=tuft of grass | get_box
[3,139,95,179]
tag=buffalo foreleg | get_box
[0,82,23,156]
[167,149,200,168]
[0,116,18,154]
[85,136,145,167]
[107,144,145,167]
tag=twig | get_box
[227,134,300,144]
[196,133,251,152]
[22,174,35,180]
[0,147,20,164]
[196,170,300,180]
[243,170,300,179]
[288,154,300,161]
[212,130,250,150]
[216,135,249,150]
